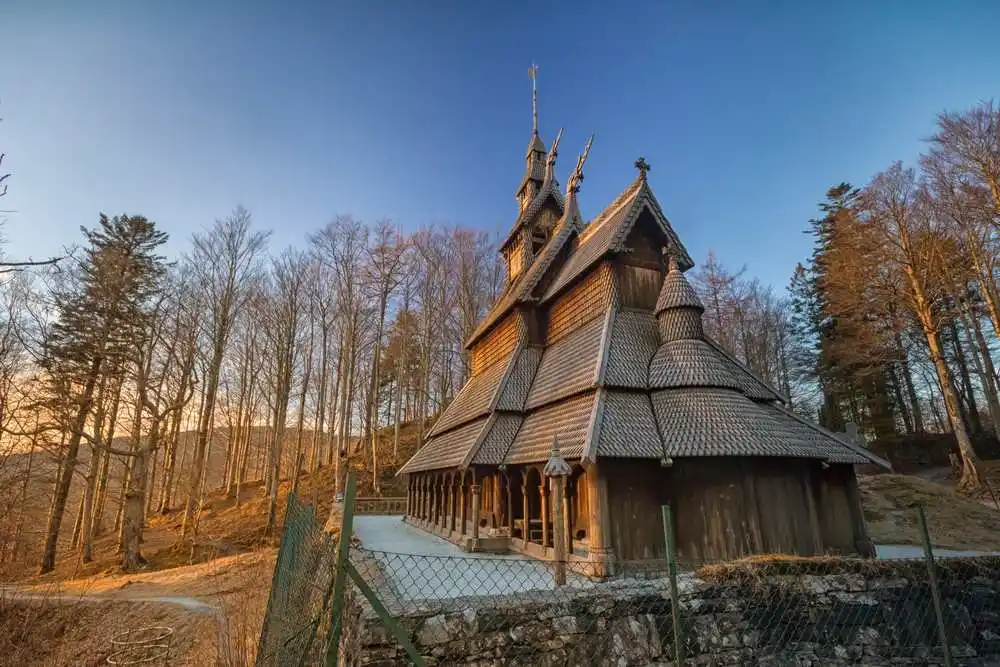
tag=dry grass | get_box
[0,591,217,666]
[695,552,1000,584]
[859,473,1000,551]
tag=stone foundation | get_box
[341,557,1000,666]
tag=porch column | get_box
[447,477,456,533]
[539,474,550,549]
[521,477,529,541]
[421,476,428,521]
[586,461,614,577]
[460,480,467,535]
[564,483,573,556]
[505,471,513,535]
[471,484,481,544]
[543,435,572,585]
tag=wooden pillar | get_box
[505,472,514,535]
[564,482,573,556]
[540,472,550,549]
[422,476,428,521]
[450,477,458,533]
[521,476,529,542]
[586,462,614,577]
[405,476,411,518]
[551,476,567,585]
[443,475,455,530]
[492,475,501,528]
[471,483,481,544]
[460,479,468,534]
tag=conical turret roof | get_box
[655,258,703,315]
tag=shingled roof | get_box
[399,161,890,475]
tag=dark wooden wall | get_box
[600,457,867,563]
[617,265,661,310]
[604,459,669,560]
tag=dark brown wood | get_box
[617,264,661,310]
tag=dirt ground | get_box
[860,471,1000,551]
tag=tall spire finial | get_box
[567,134,595,194]
[529,63,539,135]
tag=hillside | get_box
[1,418,426,581]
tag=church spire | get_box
[530,63,539,137]
[517,64,547,211]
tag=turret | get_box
[654,256,705,342]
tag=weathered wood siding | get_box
[617,264,661,310]
[604,459,668,560]
[545,264,612,344]
[470,314,519,375]
[597,457,866,563]
[622,211,664,269]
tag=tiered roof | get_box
[400,148,889,476]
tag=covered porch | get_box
[403,461,614,575]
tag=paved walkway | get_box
[351,516,595,601]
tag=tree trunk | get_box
[291,332,314,495]
[909,274,982,488]
[121,438,153,571]
[896,333,924,433]
[964,305,1000,441]
[310,324,329,473]
[181,339,226,539]
[950,320,982,434]
[39,356,102,574]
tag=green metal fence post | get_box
[661,504,685,666]
[917,505,954,667]
[325,471,357,667]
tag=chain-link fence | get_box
[255,495,340,666]
[256,480,1000,666]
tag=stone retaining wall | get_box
[341,557,1000,666]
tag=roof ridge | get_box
[703,336,787,403]
[579,176,644,244]
[771,402,891,469]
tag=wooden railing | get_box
[353,496,407,516]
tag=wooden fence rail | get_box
[353,497,407,516]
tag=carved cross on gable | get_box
[635,157,651,178]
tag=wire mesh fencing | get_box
[340,546,1000,666]
[254,480,1000,666]
[254,494,340,666]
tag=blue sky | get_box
[1,1,998,290]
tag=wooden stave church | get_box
[398,100,890,573]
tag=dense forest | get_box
[0,101,998,574]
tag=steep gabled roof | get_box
[542,177,694,303]
[465,190,580,349]
[398,417,490,474]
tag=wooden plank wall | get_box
[603,459,669,561]
[617,265,661,310]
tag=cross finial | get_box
[635,157,651,179]
[568,134,595,194]
[529,63,539,135]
